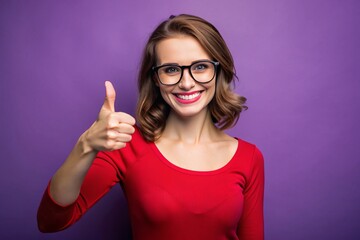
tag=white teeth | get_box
[177,92,200,100]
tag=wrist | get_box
[78,130,97,156]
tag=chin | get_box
[172,105,208,119]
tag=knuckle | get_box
[108,112,116,118]
[106,131,114,139]
[105,140,115,149]
[107,121,117,130]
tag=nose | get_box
[178,68,195,89]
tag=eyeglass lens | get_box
[157,61,216,85]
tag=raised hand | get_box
[83,81,136,152]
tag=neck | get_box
[160,108,220,144]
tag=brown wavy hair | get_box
[136,14,247,142]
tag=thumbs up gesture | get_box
[83,81,136,152]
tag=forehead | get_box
[155,35,211,65]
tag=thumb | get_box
[103,81,116,112]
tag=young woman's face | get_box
[155,35,216,118]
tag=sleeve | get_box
[37,150,123,233]
[237,147,265,240]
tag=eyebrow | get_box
[158,59,212,66]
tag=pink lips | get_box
[173,91,202,104]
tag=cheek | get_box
[204,82,216,97]
[159,87,172,103]
[159,89,166,100]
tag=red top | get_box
[37,128,264,240]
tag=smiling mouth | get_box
[174,91,202,100]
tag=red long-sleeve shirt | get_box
[37,128,264,239]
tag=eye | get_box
[192,62,211,72]
[162,66,180,75]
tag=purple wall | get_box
[1,0,359,239]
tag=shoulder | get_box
[93,125,152,180]
[236,138,263,156]
[119,124,151,155]
[232,138,264,189]
[129,125,148,145]
[234,138,264,169]
[96,125,151,163]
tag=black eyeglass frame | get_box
[152,60,219,86]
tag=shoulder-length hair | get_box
[136,14,247,142]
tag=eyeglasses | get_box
[152,60,219,86]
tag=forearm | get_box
[49,131,97,206]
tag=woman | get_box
[37,14,264,240]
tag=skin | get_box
[49,35,237,206]
[154,35,238,171]
[50,81,136,205]
[155,36,216,119]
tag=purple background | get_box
[1,0,359,239]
